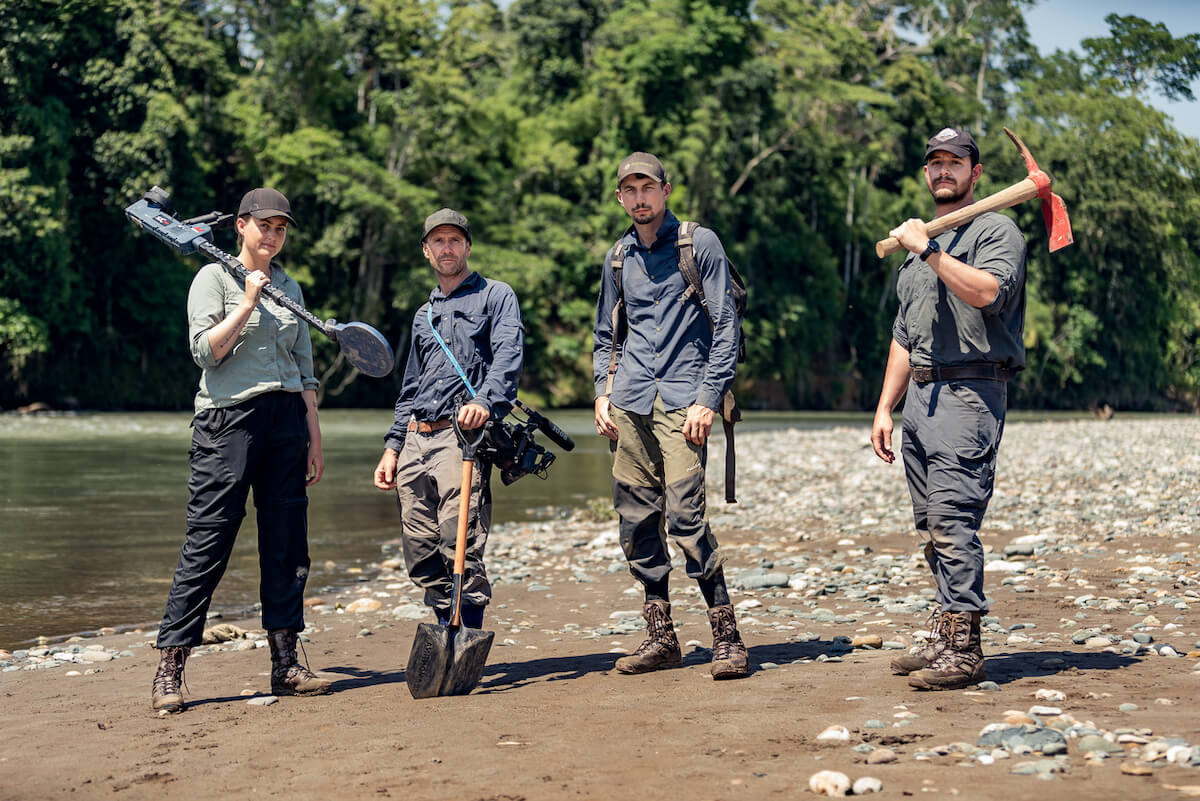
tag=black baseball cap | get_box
[924,127,979,165]
[421,208,471,243]
[616,152,667,185]
[238,187,297,226]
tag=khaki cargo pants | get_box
[394,427,492,618]
[609,396,724,588]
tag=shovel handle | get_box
[875,177,1041,258]
[449,458,474,627]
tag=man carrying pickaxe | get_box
[870,126,1072,691]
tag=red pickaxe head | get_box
[1003,127,1074,252]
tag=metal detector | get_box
[124,187,395,377]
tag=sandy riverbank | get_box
[2,419,1199,800]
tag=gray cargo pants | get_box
[901,378,1006,612]
[394,427,492,618]
[609,396,725,588]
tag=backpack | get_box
[603,221,747,503]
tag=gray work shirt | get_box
[384,271,524,452]
[593,210,739,414]
[188,262,319,413]
[892,212,1027,369]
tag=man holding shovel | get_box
[374,209,523,635]
[593,152,749,680]
[870,127,1028,691]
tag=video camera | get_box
[460,400,574,486]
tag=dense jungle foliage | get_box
[2,0,1199,411]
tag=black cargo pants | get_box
[157,391,311,647]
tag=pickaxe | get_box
[875,127,1074,258]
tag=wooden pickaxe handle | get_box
[875,177,1041,258]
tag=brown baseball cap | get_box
[925,127,979,165]
[421,208,471,243]
[616,152,667,185]
[238,187,298,226]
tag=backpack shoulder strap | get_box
[676,221,712,328]
[604,240,628,397]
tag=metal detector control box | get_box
[124,187,214,255]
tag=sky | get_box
[1023,0,1200,139]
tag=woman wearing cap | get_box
[150,187,331,714]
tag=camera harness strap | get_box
[427,304,478,399]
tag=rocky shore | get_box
[2,417,1199,800]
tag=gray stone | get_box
[1077,735,1122,754]
[977,725,1067,754]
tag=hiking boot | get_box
[151,645,189,713]
[707,604,749,679]
[615,600,682,674]
[268,629,332,696]
[891,607,949,675]
[907,611,987,691]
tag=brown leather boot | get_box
[615,601,682,674]
[707,604,749,679]
[151,645,189,713]
[890,607,948,675]
[907,611,987,690]
[268,630,332,696]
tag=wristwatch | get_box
[920,239,941,261]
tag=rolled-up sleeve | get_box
[693,229,738,413]
[592,245,619,399]
[977,218,1027,317]
[892,313,909,351]
[290,286,320,392]
[474,285,524,420]
[187,264,227,368]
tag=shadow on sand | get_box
[980,649,1141,685]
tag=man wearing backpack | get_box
[593,152,748,680]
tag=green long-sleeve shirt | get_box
[187,262,319,413]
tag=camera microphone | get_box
[515,400,575,451]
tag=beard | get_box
[631,207,656,224]
[433,255,467,277]
[931,180,970,205]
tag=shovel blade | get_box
[440,627,495,696]
[406,623,452,699]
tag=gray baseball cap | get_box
[238,187,298,226]
[421,208,471,242]
[616,152,667,185]
[925,127,979,165]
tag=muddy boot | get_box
[150,645,189,713]
[707,604,749,679]
[268,629,332,696]
[890,607,948,675]
[615,601,682,674]
[907,611,987,690]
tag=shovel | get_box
[405,424,495,698]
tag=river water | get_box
[0,408,869,650]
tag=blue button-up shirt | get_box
[385,271,524,452]
[593,210,738,415]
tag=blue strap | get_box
[427,304,477,398]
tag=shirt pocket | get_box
[451,311,490,363]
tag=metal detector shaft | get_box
[195,239,329,333]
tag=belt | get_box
[408,419,453,433]
[911,364,1014,384]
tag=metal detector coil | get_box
[125,187,395,377]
